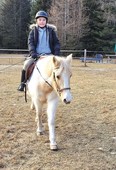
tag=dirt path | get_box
[0,60,116,170]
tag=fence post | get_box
[84,49,87,67]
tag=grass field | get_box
[0,54,116,170]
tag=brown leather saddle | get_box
[25,57,46,80]
[26,62,36,80]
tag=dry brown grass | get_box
[0,54,116,170]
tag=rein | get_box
[36,65,71,96]
[36,65,53,89]
[24,84,27,102]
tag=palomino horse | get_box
[27,54,72,151]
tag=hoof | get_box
[31,106,35,110]
[50,145,58,151]
[39,132,44,135]
[30,103,35,110]
[37,131,44,136]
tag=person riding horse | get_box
[18,10,60,91]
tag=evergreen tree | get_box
[81,0,106,51]
[102,1,116,51]
[30,0,52,22]
[0,0,31,49]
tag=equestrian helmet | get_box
[35,10,48,20]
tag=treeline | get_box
[0,0,30,49]
[0,0,116,51]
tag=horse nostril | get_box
[63,99,70,104]
[64,99,67,103]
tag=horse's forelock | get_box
[56,58,71,76]
[52,56,72,76]
[62,58,72,73]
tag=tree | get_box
[49,0,116,51]
[100,0,116,51]
[0,0,31,49]
[30,0,52,22]
[81,0,106,51]
[49,0,86,49]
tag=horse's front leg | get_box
[47,98,58,151]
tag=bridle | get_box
[36,65,71,96]
[52,72,71,95]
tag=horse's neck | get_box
[34,58,54,92]
[36,57,53,79]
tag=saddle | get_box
[25,56,46,80]
[26,62,36,80]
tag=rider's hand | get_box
[31,53,37,59]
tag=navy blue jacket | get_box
[28,25,60,56]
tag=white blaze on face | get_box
[60,54,72,104]
[60,69,72,104]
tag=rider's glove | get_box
[31,53,37,59]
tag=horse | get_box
[27,54,72,151]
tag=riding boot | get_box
[17,70,26,91]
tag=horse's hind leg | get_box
[30,101,35,110]
[32,98,44,135]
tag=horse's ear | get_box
[66,54,72,64]
[53,56,60,67]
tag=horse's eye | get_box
[56,75,60,79]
